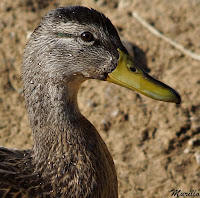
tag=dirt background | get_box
[0,0,200,197]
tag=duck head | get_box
[23,6,181,104]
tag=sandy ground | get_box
[0,0,199,197]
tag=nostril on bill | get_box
[130,67,137,73]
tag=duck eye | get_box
[80,32,94,42]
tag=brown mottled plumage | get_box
[0,5,181,198]
[0,6,127,198]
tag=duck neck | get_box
[25,77,88,167]
[23,76,118,197]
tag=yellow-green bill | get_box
[106,49,181,104]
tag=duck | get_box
[0,5,181,198]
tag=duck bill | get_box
[106,49,181,104]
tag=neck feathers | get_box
[23,75,85,159]
[22,65,118,197]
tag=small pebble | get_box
[110,109,119,117]
[194,152,200,165]
[188,138,200,147]
[100,118,111,132]
[183,148,190,154]
[86,100,97,108]
[26,31,32,39]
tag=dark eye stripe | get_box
[57,33,73,38]
[57,32,95,43]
